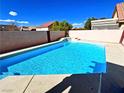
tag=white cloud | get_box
[16,21,29,24]
[0,19,15,22]
[0,19,29,24]
[72,23,83,26]
[9,11,18,16]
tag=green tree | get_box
[84,17,97,30]
[50,21,72,31]
[50,21,60,31]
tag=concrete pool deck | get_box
[0,42,124,93]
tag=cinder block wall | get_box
[0,31,66,54]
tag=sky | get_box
[0,0,123,27]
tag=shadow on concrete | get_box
[45,62,124,93]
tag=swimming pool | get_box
[0,40,106,79]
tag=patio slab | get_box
[0,76,33,93]
[104,43,124,66]
[24,75,71,93]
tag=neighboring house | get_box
[113,2,124,29]
[20,26,36,31]
[36,22,54,31]
[20,26,29,31]
[0,25,20,31]
[91,18,119,30]
[91,2,124,30]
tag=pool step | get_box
[2,72,14,75]
[0,72,16,80]
[0,72,13,79]
[0,75,7,79]
[86,62,96,73]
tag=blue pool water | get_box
[0,40,106,79]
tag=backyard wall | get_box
[69,30,124,43]
[50,31,65,41]
[0,31,66,54]
[1,30,123,54]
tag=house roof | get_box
[113,2,124,22]
[40,22,54,28]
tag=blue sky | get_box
[0,0,123,27]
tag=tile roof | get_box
[40,22,54,28]
[116,2,124,22]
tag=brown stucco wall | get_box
[0,31,48,54]
[0,31,66,54]
[50,31,66,42]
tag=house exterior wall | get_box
[36,27,48,31]
[0,25,19,31]
[91,18,119,30]
[69,30,123,43]
[91,24,119,30]
[113,11,118,18]
[21,27,30,31]
[120,24,124,30]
